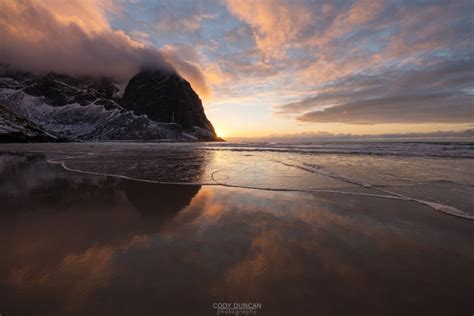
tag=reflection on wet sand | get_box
[0,153,473,315]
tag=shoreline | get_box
[0,151,473,315]
[45,154,472,220]
[1,148,472,220]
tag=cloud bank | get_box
[277,57,474,124]
[0,0,210,96]
[223,0,473,125]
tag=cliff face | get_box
[0,68,220,142]
[122,70,217,140]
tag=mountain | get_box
[0,104,58,142]
[122,69,217,140]
[0,67,221,142]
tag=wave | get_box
[48,156,474,221]
[268,159,474,220]
[201,142,474,158]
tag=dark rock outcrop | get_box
[29,75,119,108]
[121,69,219,141]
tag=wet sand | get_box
[0,153,473,315]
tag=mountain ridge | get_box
[0,104,59,142]
[0,67,222,142]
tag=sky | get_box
[0,0,472,138]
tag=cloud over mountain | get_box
[0,0,210,96]
[1,0,472,134]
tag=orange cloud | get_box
[301,0,385,53]
[160,44,212,98]
[156,12,216,33]
[225,0,312,60]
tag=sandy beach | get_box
[0,149,473,315]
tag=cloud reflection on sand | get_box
[0,153,473,315]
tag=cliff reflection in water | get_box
[0,153,201,217]
[0,153,473,316]
[0,153,205,315]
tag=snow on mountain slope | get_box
[0,104,58,142]
[0,70,218,141]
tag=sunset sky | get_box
[1,0,472,137]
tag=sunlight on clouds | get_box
[1,0,471,137]
[225,0,312,60]
[0,0,211,93]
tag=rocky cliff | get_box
[122,69,217,140]
[0,67,220,142]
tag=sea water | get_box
[1,141,473,219]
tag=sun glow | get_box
[214,127,228,138]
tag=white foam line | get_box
[412,200,474,220]
[273,158,474,221]
[46,157,473,221]
[47,159,213,186]
[209,169,405,198]
[49,158,404,199]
